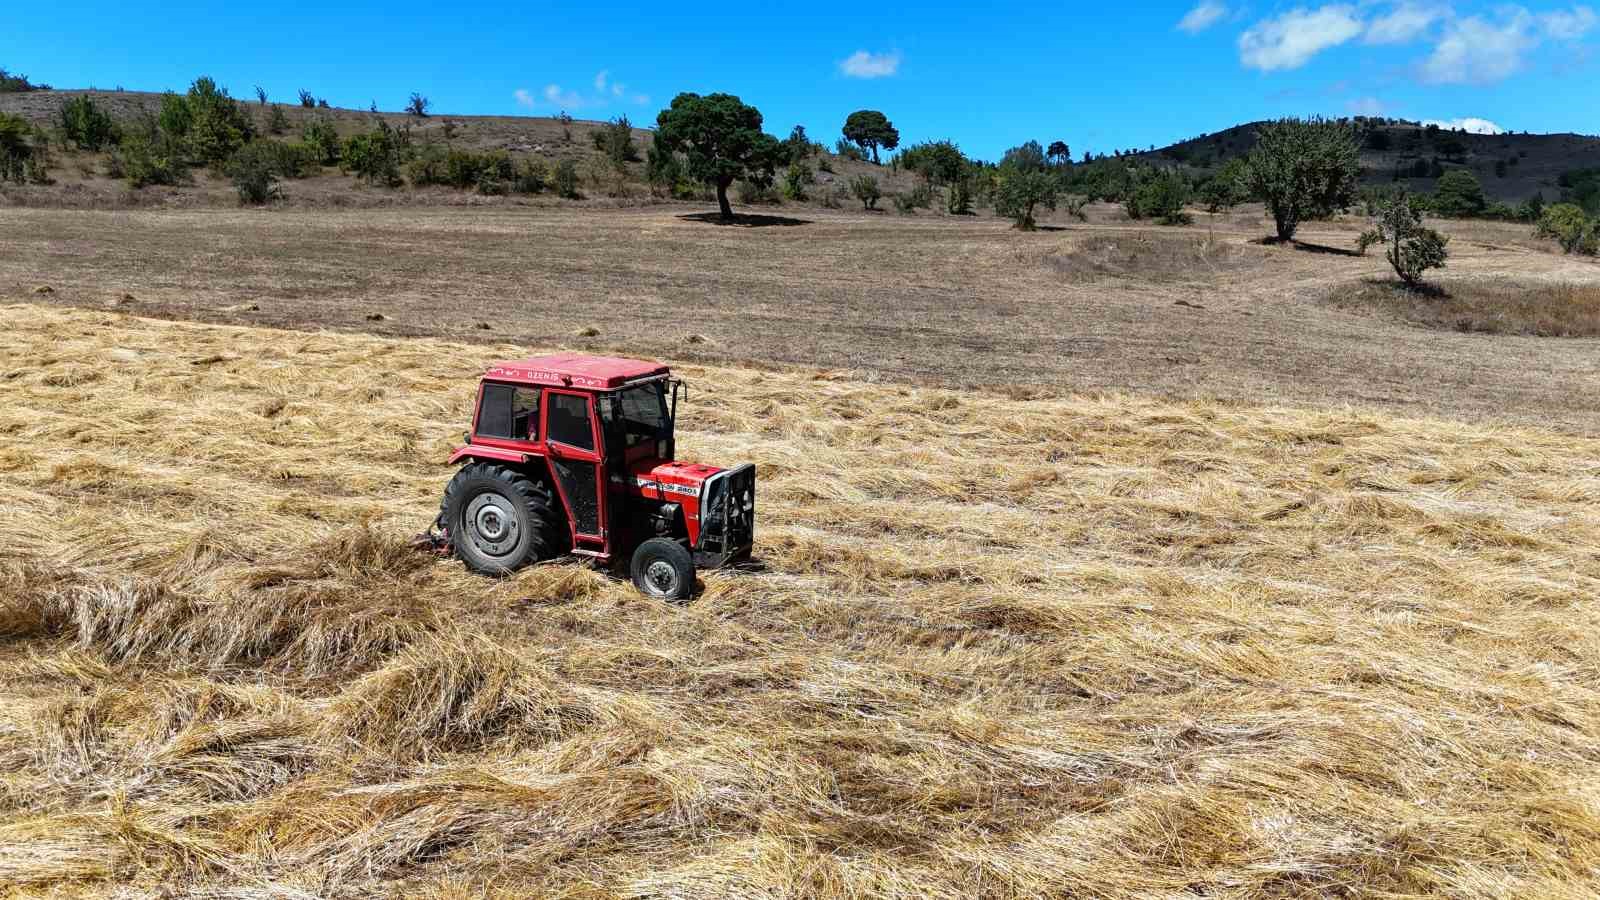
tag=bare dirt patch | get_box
[1045,230,1271,281]
[1328,278,1600,337]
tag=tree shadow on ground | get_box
[677,212,811,228]
[1252,236,1363,257]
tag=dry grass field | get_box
[3,204,1599,431]
[3,302,1600,897]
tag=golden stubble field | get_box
[2,304,1599,897]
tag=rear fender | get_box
[448,445,528,466]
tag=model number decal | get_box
[636,477,698,496]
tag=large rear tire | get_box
[441,462,563,575]
[630,538,695,602]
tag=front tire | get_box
[630,538,695,602]
[442,462,562,575]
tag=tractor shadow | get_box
[677,212,811,228]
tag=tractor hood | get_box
[626,459,722,499]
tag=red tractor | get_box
[420,354,755,600]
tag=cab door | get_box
[543,389,608,554]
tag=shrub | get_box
[1431,169,1487,218]
[1062,194,1088,222]
[892,192,918,214]
[406,93,430,117]
[227,141,283,204]
[514,157,548,193]
[834,138,865,162]
[302,117,341,166]
[558,110,573,142]
[591,115,638,167]
[476,169,508,195]
[342,123,404,187]
[1356,189,1449,286]
[782,162,813,200]
[645,135,682,197]
[784,125,817,164]
[736,179,781,204]
[58,96,117,151]
[899,140,966,186]
[850,175,881,210]
[298,89,316,108]
[267,105,288,136]
[113,123,186,188]
[817,157,834,174]
[1535,204,1598,255]
[0,113,39,183]
[554,158,578,198]
[1246,117,1360,241]
[947,178,974,215]
[255,86,267,106]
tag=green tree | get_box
[298,89,316,108]
[841,109,899,164]
[301,116,340,166]
[654,92,784,219]
[995,168,1058,230]
[947,177,974,215]
[267,105,289,136]
[1199,158,1249,215]
[1001,140,1048,172]
[1245,117,1361,242]
[406,93,430,117]
[1356,189,1449,287]
[58,96,117,150]
[170,77,254,165]
[1046,140,1071,166]
[1131,169,1192,225]
[1535,203,1597,255]
[554,158,579,198]
[1431,169,1487,218]
[850,174,881,210]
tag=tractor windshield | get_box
[603,381,671,453]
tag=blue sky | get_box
[5,1,1596,161]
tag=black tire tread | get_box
[630,537,696,601]
[442,462,564,574]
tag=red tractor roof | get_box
[483,353,670,390]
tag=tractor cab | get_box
[422,353,755,600]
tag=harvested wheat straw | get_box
[1,304,1599,896]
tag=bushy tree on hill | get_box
[406,93,430,117]
[842,109,899,164]
[1246,117,1360,242]
[899,140,966,186]
[1356,189,1449,287]
[0,112,49,183]
[654,92,783,219]
[1047,140,1071,166]
[591,115,638,168]
[58,95,118,151]
[159,77,254,166]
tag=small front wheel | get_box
[630,538,695,602]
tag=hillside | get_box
[1146,119,1600,204]
[0,89,922,209]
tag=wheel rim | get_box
[464,491,520,561]
[644,558,680,596]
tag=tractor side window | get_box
[476,384,539,440]
[547,393,594,451]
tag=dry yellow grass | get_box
[3,303,1600,897]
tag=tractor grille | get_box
[698,464,755,563]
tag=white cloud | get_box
[1239,5,1365,71]
[594,70,608,91]
[631,93,651,106]
[1346,96,1386,115]
[1422,116,1506,134]
[839,50,901,78]
[513,88,535,109]
[1419,11,1536,83]
[1540,5,1598,39]
[1177,1,1228,33]
[1364,2,1447,44]
[543,84,586,108]
[611,82,625,97]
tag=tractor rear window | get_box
[547,393,594,451]
[476,384,539,440]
